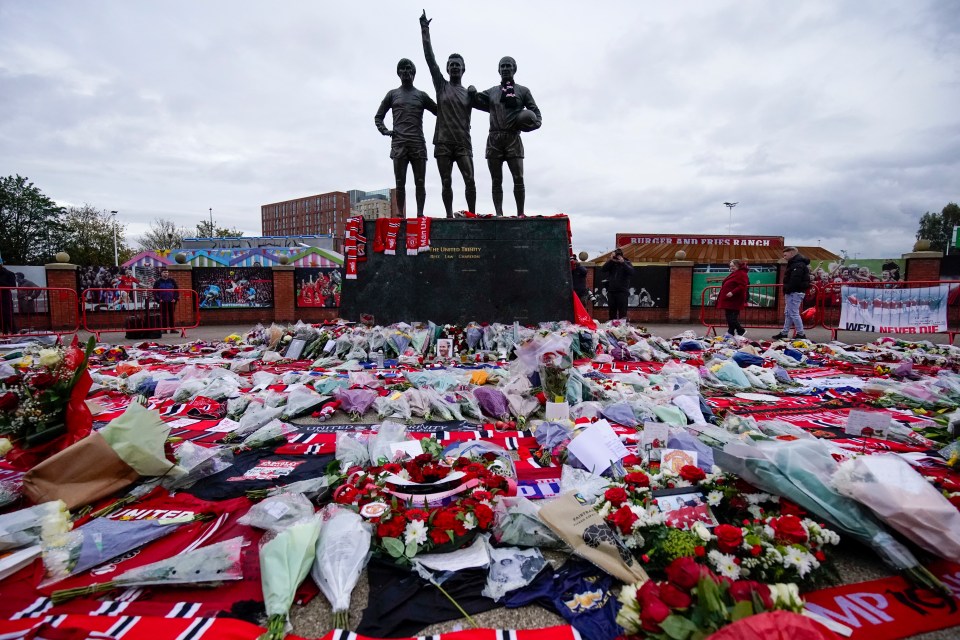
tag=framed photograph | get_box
[436,338,453,359]
[652,487,719,530]
[285,338,307,360]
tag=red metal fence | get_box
[699,283,820,336]
[0,287,80,342]
[80,288,200,340]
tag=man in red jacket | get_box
[717,259,749,339]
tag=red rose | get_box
[714,524,744,554]
[624,471,651,487]
[29,372,55,389]
[636,580,661,605]
[659,583,692,610]
[679,465,706,482]
[664,557,702,592]
[639,597,671,633]
[604,487,629,507]
[729,581,774,609]
[609,505,638,534]
[771,515,808,545]
[778,497,806,517]
[376,515,407,539]
[0,391,18,412]
[474,503,495,529]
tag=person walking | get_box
[152,268,179,334]
[773,246,811,340]
[717,259,749,339]
[571,259,589,307]
[601,247,633,320]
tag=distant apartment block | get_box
[261,191,350,251]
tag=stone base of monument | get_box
[340,217,574,325]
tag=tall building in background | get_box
[354,198,392,220]
[347,188,401,218]
[261,191,350,251]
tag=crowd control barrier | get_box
[817,280,960,343]
[700,283,821,337]
[81,288,200,340]
[0,287,80,343]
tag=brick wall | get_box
[272,267,295,323]
[668,262,694,321]
[902,252,943,282]
[44,264,79,331]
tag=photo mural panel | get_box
[692,264,778,307]
[294,267,343,308]
[78,265,166,311]
[193,267,274,309]
[590,266,669,308]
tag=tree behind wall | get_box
[60,205,134,265]
[196,220,245,238]
[0,175,65,264]
[916,202,960,252]
[138,218,195,252]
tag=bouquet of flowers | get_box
[332,453,511,564]
[260,516,322,640]
[334,388,378,421]
[310,505,372,629]
[0,500,71,552]
[0,336,97,468]
[51,536,244,603]
[615,556,805,639]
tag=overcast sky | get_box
[2,1,958,259]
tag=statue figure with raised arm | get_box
[420,10,477,217]
[374,58,438,218]
[473,56,542,216]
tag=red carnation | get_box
[433,508,467,537]
[659,583,692,610]
[406,508,430,521]
[714,524,744,554]
[333,484,360,505]
[604,487,629,507]
[474,503,495,529]
[624,471,651,487]
[382,462,402,474]
[639,597,672,633]
[609,505,638,534]
[472,490,493,502]
[376,515,407,539]
[679,465,706,482]
[770,515,808,545]
[664,556,702,592]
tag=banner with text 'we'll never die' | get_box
[839,284,951,334]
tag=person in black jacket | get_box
[773,246,811,340]
[601,248,634,320]
[0,259,16,335]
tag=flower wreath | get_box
[332,453,514,564]
[593,463,840,587]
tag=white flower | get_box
[597,502,613,519]
[771,583,803,610]
[403,519,428,545]
[708,550,741,580]
[38,348,62,368]
[691,521,712,542]
[744,492,773,505]
[706,490,723,507]
[783,546,813,577]
[462,513,477,531]
[747,504,764,520]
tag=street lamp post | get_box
[723,202,738,234]
[111,210,119,266]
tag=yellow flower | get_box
[38,348,62,367]
[0,438,11,457]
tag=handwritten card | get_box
[567,419,630,474]
[844,410,891,437]
[640,422,670,449]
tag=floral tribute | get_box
[594,463,839,587]
[331,452,513,563]
[0,337,97,468]
[615,556,805,639]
